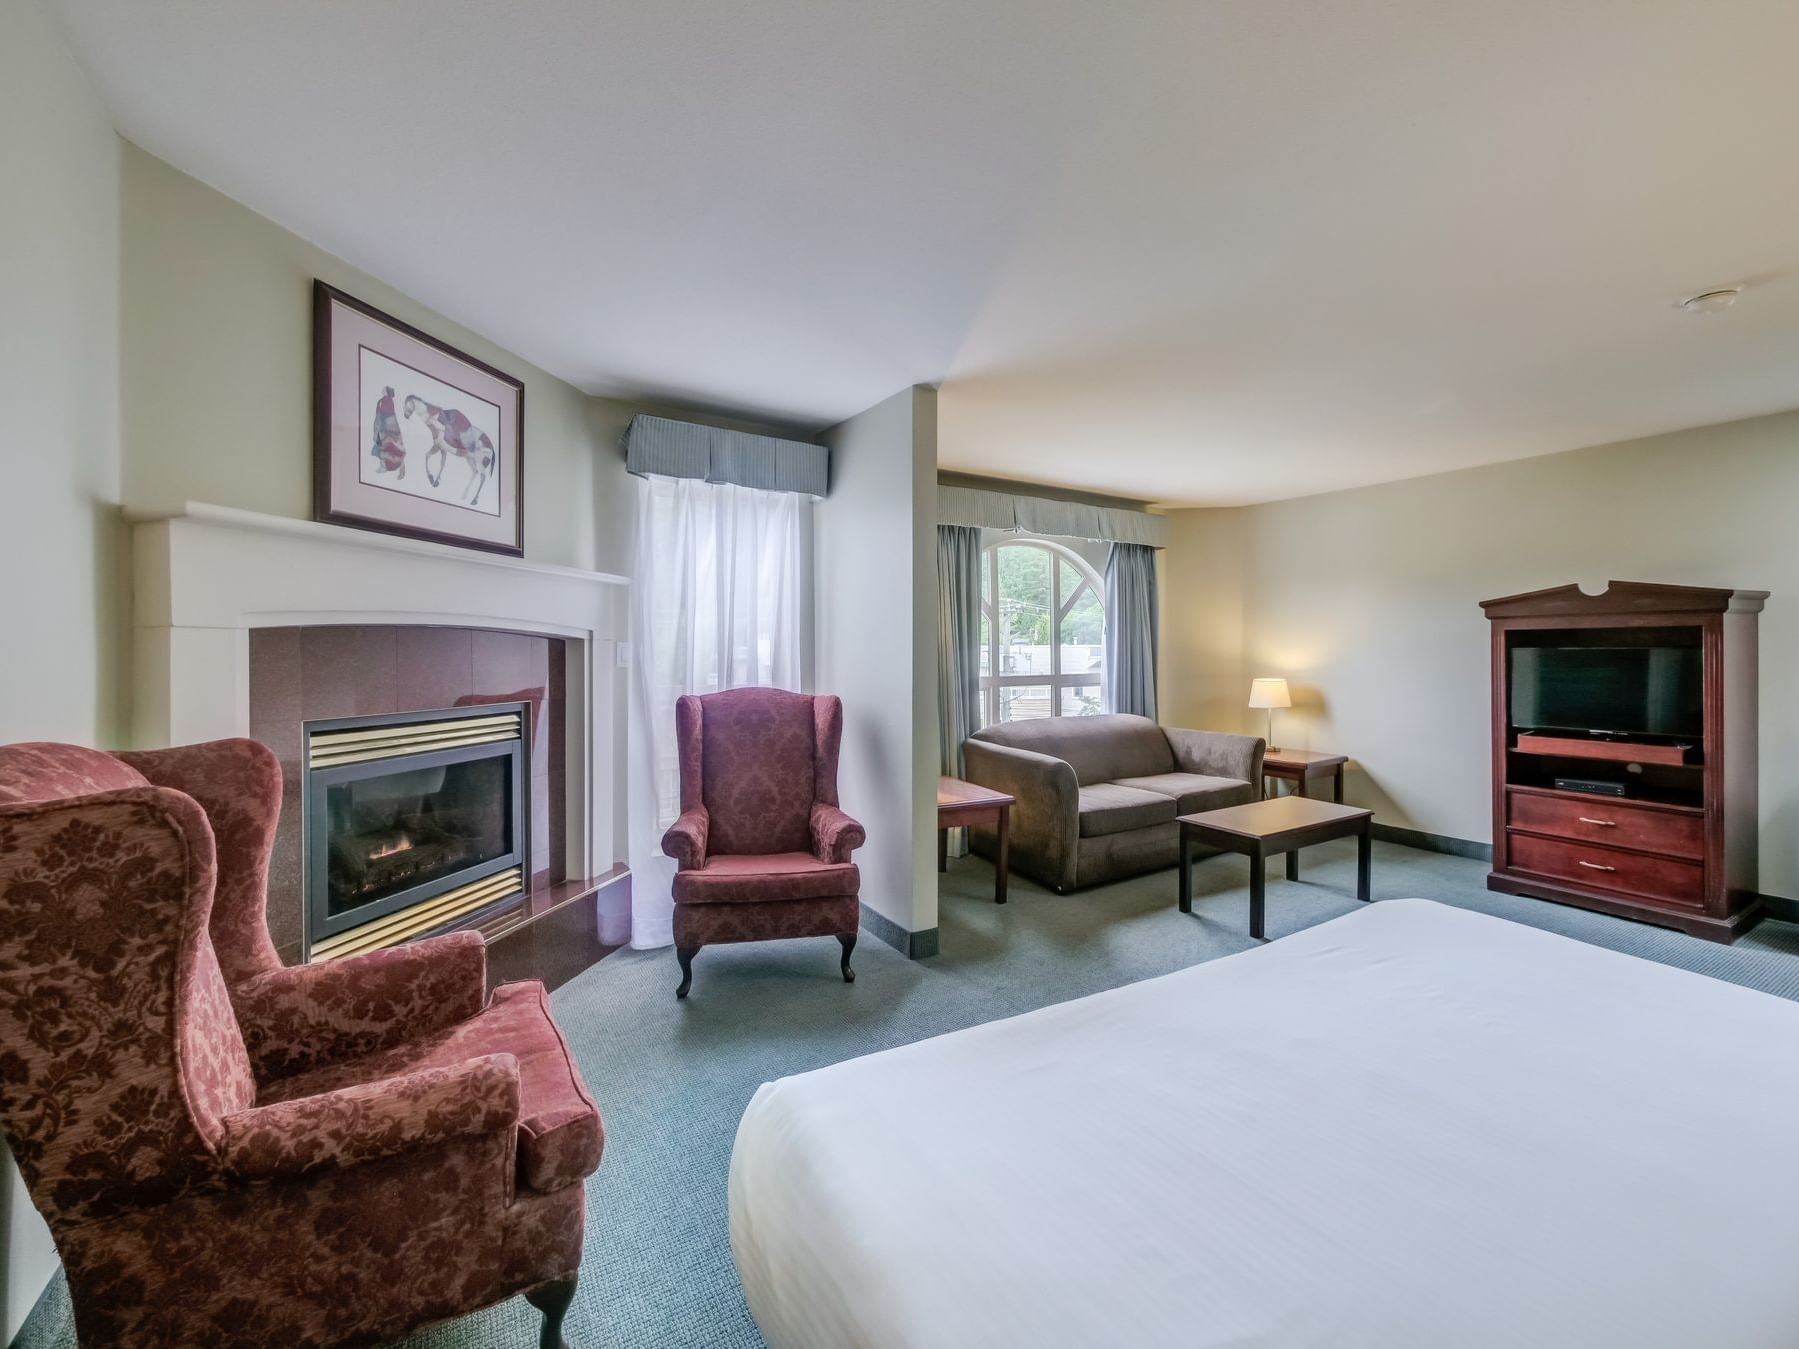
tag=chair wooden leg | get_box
[838,932,856,983]
[675,945,699,999]
[524,1276,577,1349]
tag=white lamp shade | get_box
[1247,677,1291,710]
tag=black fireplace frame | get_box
[302,702,529,954]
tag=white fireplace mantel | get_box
[128,501,630,879]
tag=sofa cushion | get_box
[672,851,860,905]
[1077,783,1179,837]
[1113,772,1255,816]
[970,713,1175,786]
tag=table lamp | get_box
[1248,677,1291,751]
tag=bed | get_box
[729,899,1799,1348]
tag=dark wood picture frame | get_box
[312,280,526,556]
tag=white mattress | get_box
[729,899,1799,1349]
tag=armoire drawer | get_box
[1507,833,1704,910]
[1507,792,1704,860]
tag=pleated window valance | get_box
[937,485,1167,547]
[625,415,830,497]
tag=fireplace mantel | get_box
[128,501,628,886]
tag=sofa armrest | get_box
[220,1053,520,1181]
[1164,728,1265,786]
[810,803,865,864]
[661,807,710,870]
[233,931,489,1081]
[961,739,1080,892]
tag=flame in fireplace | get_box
[369,834,416,861]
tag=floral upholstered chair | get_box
[0,739,602,1349]
[660,688,866,998]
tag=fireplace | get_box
[304,703,529,961]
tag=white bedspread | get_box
[729,899,1799,1348]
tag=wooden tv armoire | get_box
[1482,580,1766,943]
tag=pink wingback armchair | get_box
[0,739,602,1349]
[659,688,865,998]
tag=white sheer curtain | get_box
[626,475,809,949]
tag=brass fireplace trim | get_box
[307,710,523,769]
[308,865,525,963]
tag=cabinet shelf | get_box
[1506,783,1704,817]
[1512,732,1693,766]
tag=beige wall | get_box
[0,1,125,1332]
[121,143,627,574]
[818,387,940,941]
[1160,410,1799,899]
[1157,507,1246,733]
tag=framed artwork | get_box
[313,281,524,555]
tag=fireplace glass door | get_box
[304,704,528,958]
[324,754,513,918]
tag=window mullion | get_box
[1059,579,1087,622]
[988,548,1001,725]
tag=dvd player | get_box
[1553,776,1626,797]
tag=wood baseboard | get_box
[1370,823,1492,862]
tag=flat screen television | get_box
[1511,645,1703,739]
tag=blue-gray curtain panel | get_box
[937,525,983,775]
[1105,542,1159,719]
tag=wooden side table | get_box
[937,776,1014,904]
[1262,749,1348,803]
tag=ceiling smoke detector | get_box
[1678,287,1741,315]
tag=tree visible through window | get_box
[980,540,1106,725]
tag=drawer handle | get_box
[1577,817,1616,827]
[1577,860,1617,872]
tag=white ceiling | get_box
[48,0,1799,505]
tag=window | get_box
[980,539,1106,725]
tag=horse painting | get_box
[403,395,497,505]
[367,385,406,478]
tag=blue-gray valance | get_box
[624,415,830,496]
[937,484,1168,547]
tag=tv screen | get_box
[1511,646,1702,739]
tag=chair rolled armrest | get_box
[220,1053,520,1181]
[810,803,865,863]
[233,931,489,1080]
[962,739,1080,892]
[661,807,710,870]
[1164,728,1265,786]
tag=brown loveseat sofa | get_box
[963,714,1263,892]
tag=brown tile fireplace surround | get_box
[250,623,607,984]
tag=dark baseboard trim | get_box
[1371,822,1493,863]
[1762,894,1799,925]
[860,905,939,959]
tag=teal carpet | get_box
[18,842,1799,1348]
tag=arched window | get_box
[980,539,1106,725]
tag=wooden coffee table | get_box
[1177,795,1373,939]
[937,776,1014,904]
